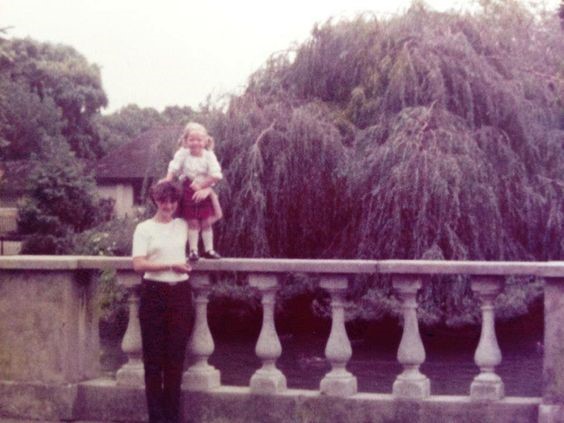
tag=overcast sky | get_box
[1,0,557,113]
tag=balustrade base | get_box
[470,375,504,401]
[538,404,564,423]
[115,362,144,387]
[393,376,430,400]
[0,380,78,421]
[182,366,221,391]
[250,368,287,395]
[0,379,543,423]
[320,372,358,397]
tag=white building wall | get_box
[96,183,135,218]
[0,207,18,234]
[0,208,21,255]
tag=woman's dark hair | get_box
[149,180,181,205]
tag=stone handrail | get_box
[0,256,563,422]
[0,255,561,275]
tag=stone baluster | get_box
[182,272,220,391]
[392,275,430,399]
[249,273,287,394]
[320,276,357,397]
[182,273,220,391]
[116,271,144,386]
[470,275,504,401]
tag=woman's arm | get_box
[163,171,176,182]
[166,148,189,181]
[190,150,223,190]
[190,175,221,191]
[133,257,191,274]
[191,186,213,202]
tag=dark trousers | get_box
[139,279,194,423]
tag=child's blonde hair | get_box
[178,121,214,150]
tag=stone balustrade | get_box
[0,256,562,422]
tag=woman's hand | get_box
[190,181,202,191]
[160,172,175,183]
[170,262,192,274]
[133,257,191,274]
[192,187,212,203]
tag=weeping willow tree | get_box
[213,100,348,258]
[200,2,563,325]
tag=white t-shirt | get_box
[132,218,189,283]
[167,148,223,184]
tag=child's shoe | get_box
[188,250,199,261]
[202,250,221,259]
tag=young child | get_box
[165,122,223,260]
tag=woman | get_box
[132,180,193,423]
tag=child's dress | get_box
[167,148,223,221]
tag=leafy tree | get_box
[94,105,164,151]
[17,136,110,254]
[95,104,195,151]
[210,100,348,258]
[0,36,114,253]
[0,79,62,159]
[203,2,563,325]
[1,38,107,158]
[161,105,195,125]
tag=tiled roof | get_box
[95,126,182,180]
[0,126,182,195]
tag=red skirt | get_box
[178,179,215,221]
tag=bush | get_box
[18,136,110,254]
[70,216,138,256]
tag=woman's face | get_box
[155,197,177,219]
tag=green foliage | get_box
[0,38,107,159]
[64,216,139,338]
[96,269,128,338]
[67,215,139,337]
[0,37,115,254]
[18,137,110,254]
[209,6,562,262]
[213,101,348,258]
[286,16,381,105]
[0,79,63,159]
[95,104,194,151]
[70,216,137,256]
[201,2,563,325]
[494,276,544,320]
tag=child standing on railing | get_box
[165,122,223,261]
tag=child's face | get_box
[184,132,207,154]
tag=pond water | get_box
[101,325,542,397]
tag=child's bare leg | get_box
[209,189,223,224]
[200,217,221,258]
[187,219,201,260]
